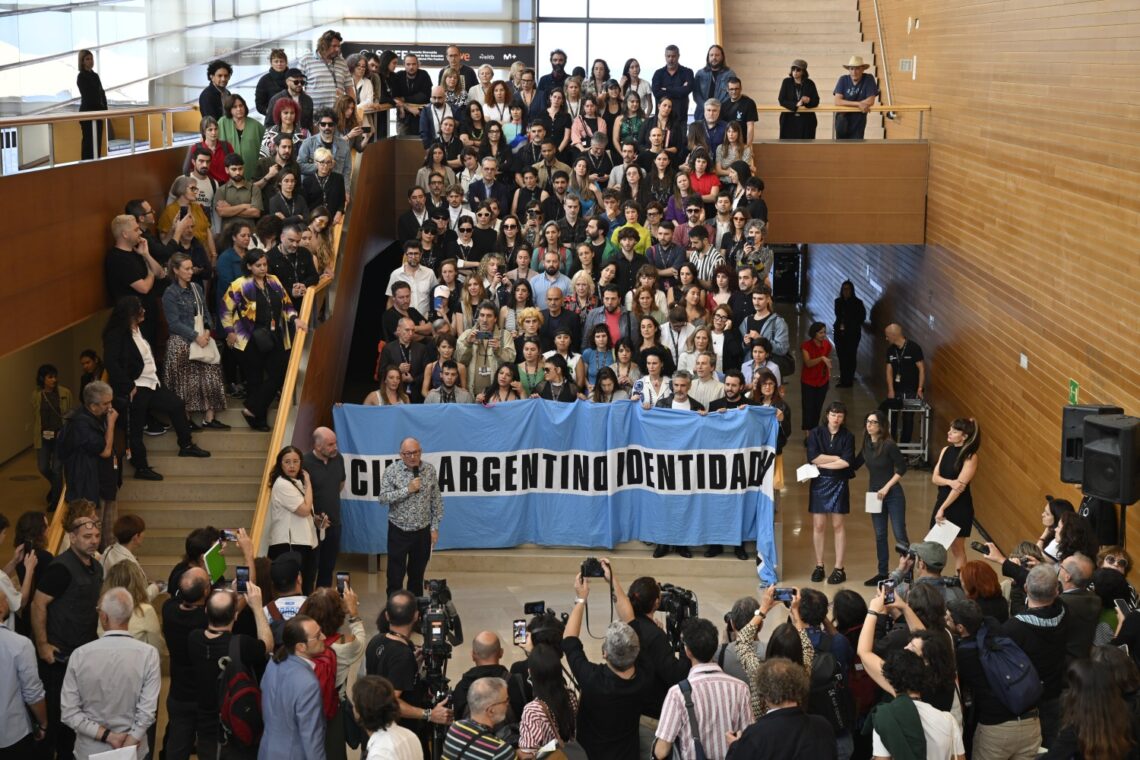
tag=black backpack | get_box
[807,633,855,733]
[218,636,263,747]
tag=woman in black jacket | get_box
[77,49,108,160]
[103,296,209,481]
[777,59,820,140]
[833,280,866,387]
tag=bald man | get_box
[303,426,346,588]
[451,631,510,720]
[420,85,458,148]
[379,437,444,596]
[882,323,925,442]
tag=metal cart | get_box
[890,398,932,467]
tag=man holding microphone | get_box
[379,437,444,596]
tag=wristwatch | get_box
[422,707,431,722]
[98,727,110,743]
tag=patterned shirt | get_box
[441,718,514,760]
[655,663,752,759]
[379,460,444,532]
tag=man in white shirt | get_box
[385,240,438,317]
[353,675,423,760]
[61,588,161,760]
[689,352,725,409]
[662,307,696,367]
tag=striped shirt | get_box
[441,719,514,759]
[655,663,752,760]
[688,247,725,284]
[300,52,350,111]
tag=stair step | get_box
[136,528,246,556]
[145,428,271,452]
[725,10,855,22]
[145,452,265,477]
[743,0,861,9]
[119,475,260,503]
[120,501,258,529]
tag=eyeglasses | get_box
[502,223,518,229]
[713,313,727,320]
[458,227,473,232]
[476,211,490,217]
[400,449,422,457]
[686,209,701,215]
[421,229,435,235]
[1106,555,1129,569]
[318,121,335,128]
[733,216,746,221]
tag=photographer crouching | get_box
[364,590,453,753]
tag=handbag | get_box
[772,350,795,378]
[535,701,587,760]
[188,286,221,364]
[251,327,277,353]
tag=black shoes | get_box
[704,545,724,558]
[734,546,749,560]
[178,444,211,458]
[811,565,825,583]
[134,467,163,481]
[828,568,847,585]
[203,419,231,430]
[144,423,167,436]
[864,574,888,587]
[187,419,203,431]
[676,546,692,558]
[653,544,671,558]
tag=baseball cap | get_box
[910,541,947,571]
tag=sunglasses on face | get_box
[502,223,518,229]
[1106,555,1129,569]
[319,122,334,128]
[458,226,473,232]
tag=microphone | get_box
[412,466,420,478]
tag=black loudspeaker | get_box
[1082,414,1140,505]
[1061,404,1123,483]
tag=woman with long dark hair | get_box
[857,409,908,585]
[77,49,107,160]
[364,366,410,406]
[221,248,307,431]
[518,643,578,758]
[806,401,855,585]
[620,58,653,112]
[1037,496,1076,560]
[612,92,646,154]
[266,447,317,591]
[932,418,982,573]
[777,59,821,140]
[833,280,866,387]
[752,369,790,489]
[534,354,578,401]
[32,364,72,507]
[1044,656,1137,760]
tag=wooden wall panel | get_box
[293,140,397,440]
[0,148,188,358]
[796,0,1140,551]
[756,141,929,244]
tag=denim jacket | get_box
[161,282,212,342]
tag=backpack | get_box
[958,624,1042,716]
[218,635,264,747]
[843,627,881,720]
[807,633,856,733]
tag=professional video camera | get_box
[658,583,699,654]
[417,579,463,760]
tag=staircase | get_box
[120,407,270,581]
[722,0,885,140]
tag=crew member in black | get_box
[882,323,925,442]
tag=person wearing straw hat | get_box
[777,59,821,140]
[832,55,879,139]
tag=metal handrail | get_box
[870,0,893,107]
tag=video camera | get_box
[417,578,463,652]
[658,583,698,654]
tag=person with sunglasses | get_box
[297,107,351,182]
[778,59,820,140]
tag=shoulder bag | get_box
[188,285,222,364]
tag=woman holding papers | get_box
[931,417,982,574]
[855,410,909,587]
[806,401,855,585]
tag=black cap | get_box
[285,67,306,80]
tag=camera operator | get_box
[607,560,691,718]
[364,590,453,741]
[888,542,965,605]
[451,631,509,720]
[562,571,652,759]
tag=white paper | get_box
[796,464,820,482]
[90,748,137,760]
[924,520,961,549]
[865,492,883,513]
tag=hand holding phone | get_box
[512,619,527,646]
[774,588,796,604]
[235,565,250,594]
[336,572,351,595]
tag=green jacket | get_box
[865,694,926,760]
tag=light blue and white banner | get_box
[333,399,779,583]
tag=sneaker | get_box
[144,423,167,437]
[811,565,825,583]
[704,545,724,558]
[863,574,888,587]
[178,444,211,458]
[652,544,671,559]
[134,467,164,481]
[828,568,847,585]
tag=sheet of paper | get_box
[924,520,961,549]
[796,464,820,482]
[865,492,883,513]
[90,748,137,760]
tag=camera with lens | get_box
[580,557,605,578]
[658,583,699,654]
[417,578,463,652]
